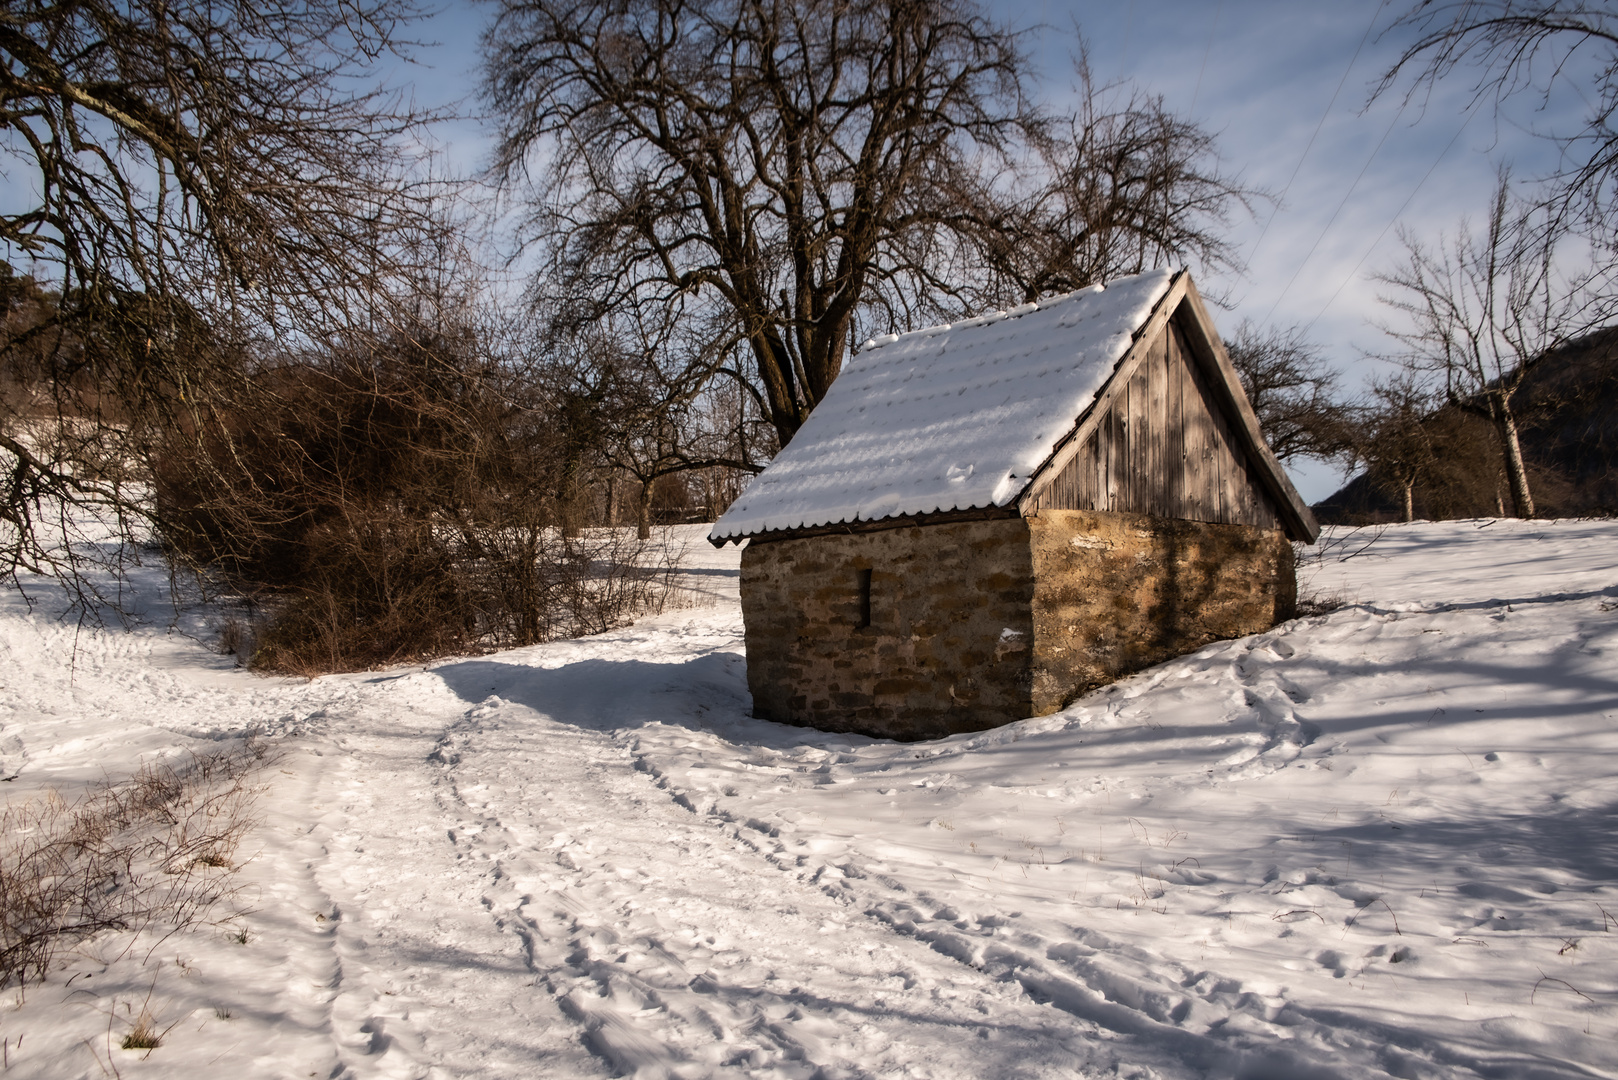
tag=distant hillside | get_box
[1315,327,1618,523]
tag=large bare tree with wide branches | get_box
[483,0,1254,448]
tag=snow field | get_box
[0,519,1613,1078]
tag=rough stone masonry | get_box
[740,510,1295,740]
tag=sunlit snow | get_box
[1,517,1615,1078]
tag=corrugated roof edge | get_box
[713,504,1022,548]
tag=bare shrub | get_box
[1295,592,1346,618]
[0,743,268,990]
[157,311,685,675]
[213,616,251,661]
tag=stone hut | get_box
[708,269,1319,740]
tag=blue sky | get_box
[0,2,1580,500]
[404,1,1590,499]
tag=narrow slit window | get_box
[856,568,873,628]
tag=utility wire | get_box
[1246,1,1388,268]
[1261,96,1407,327]
[1302,99,1485,335]
[1189,0,1225,116]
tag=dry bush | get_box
[213,615,251,662]
[249,526,680,675]
[245,515,472,675]
[1294,591,1347,618]
[0,743,268,990]
[155,322,682,675]
[467,524,679,640]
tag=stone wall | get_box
[1027,509,1296,713]
[739,518,1036,740]
[739,510,1296,740]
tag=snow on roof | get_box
[710,268,1178,543]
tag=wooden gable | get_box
[1020,274,1319,542]
[1023,318,1282,527]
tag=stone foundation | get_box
[739,511,1296,740]
[740,518,1035,740]
[1026,510,1296,714]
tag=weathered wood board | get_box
[1027,316,1283,530]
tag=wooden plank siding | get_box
[1028,318,1283,530]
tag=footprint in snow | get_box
[1315,950,1347,978]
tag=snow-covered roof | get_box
[710,268,1177,543]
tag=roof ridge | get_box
[857,273,1170,352]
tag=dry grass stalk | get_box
[0,741,269,989]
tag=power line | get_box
[1246,1,1388,268]
[1188,0,1225,116]
[1301,100,1485,335]
[1260,96,1407,327]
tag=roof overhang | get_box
[1015,271,1320,543]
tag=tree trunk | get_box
[1402,476,1415,523]
[1491,397,1535,518]
[636,481,653,541]
[605,476,617,528]
[750,330,805,448]
[559,460,584,538]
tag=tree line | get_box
[2,0,1613,670]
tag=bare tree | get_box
[1377,1,1618,227]
[482,0,1255,448]
[1224,321,1352,463]
[0,0,437,601]
[1374,174,1616,518]
[1357,373,1440,523]
[605,382,764,538]
[526,309,765,537]
[976,71,1254,304]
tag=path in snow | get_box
[1,520,1614,1079]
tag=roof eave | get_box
[708,503,1022,547]
[1175,278,1321,544]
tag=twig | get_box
[1531,972,1593,1005]
[1272,909,1326,923]
[1344,897,1402,936]
[1335,524,1390,562]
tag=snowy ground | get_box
[1,518,1615,1079]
